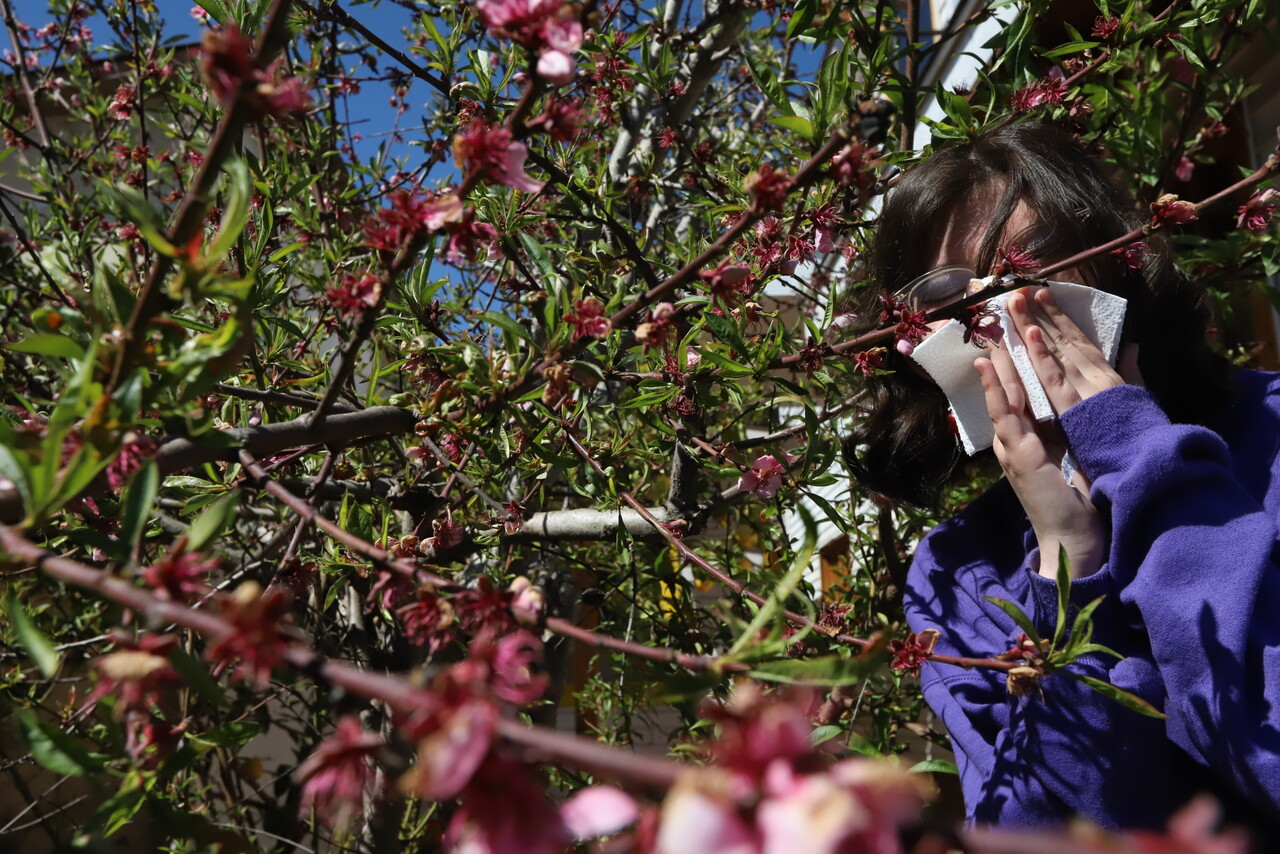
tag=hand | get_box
[1004,288,1133,414]
[974,338,1105,579]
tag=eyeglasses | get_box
[893,265,987,313]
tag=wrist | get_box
[1034,527,1105,580]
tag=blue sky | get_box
[10,0,427,170]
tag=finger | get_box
[1024,324,1082,414]
[1024,289,1125,396]
[986,339,1031,419]
[1032,288,1114,371]
[975,357,1032,449]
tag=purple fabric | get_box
[905,370,1280,833]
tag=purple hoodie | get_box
[905,370,1280,835]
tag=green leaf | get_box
[749,654,870,686]
[728,509,816,656]
[909,759,959,775]
[481,310,534,348]
[169,647,226,707]
[1052,545,1071,650]
[744,52,795,116]
[194,0,232,25]
[119,461,159,554]
[786,0,817,39]
[1066,594,1107,653]
[15,709,102,775]
[4,333,86,360]
[704,312,750,359]
[0,443,34,519]
[983,596,1044,649]
[769,114,815,139]
[188,721,263,752]
[202,159,253,270]
[187,490,239,552]
[6,592,60,678]
[1069,642,1125,660]
[1066,672,1167,719]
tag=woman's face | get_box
[917,187,1082,331]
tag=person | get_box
[842,122,1280,838]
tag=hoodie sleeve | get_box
[1041,382,1280,819]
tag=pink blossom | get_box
[830,142,877,190]
[444,207,500,264]
[445,755,570,854]
[889,629,939,676]
[475,628,548,705]
[1126,795,1249,854]
[796,343,825,374]
[108,84,134,121]
[1150,193,1199,228]
[561,785,639,840]
[87,633,181,716]
[1010,75,1067,111]
[854,347,887,377]
[326,273,381,318]
[745,163,794,212]
[454,119,544,193]
[993,244,1038,277]
[1175,156,1196,183]
[738,454,787,500]
[1092,15,1121,39]
[963,303,1004,349]
[200,25,310,118]
[564,296,612,340]
[453,576,519,636]
[1111,240,1149,270]
[396,686,496,801]
[536,49,576,86]
[297,716,383,829]
[656,126,677,148]
[397,589,457,653]
[206,582,293,690]
[656,771,758,854]
[141,541,218,602]
[635,302,677,351]
[370,566,415,610]
[425,512,466,551]
[527,96,581,142]
[107,431,157,490]
[1236,188,1278,232]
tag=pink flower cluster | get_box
[454,119,544,193]
[653,685,927,854]
[1237,188,1278,232]
[141,540,219,602]
[738,453,793,500]
[200,25,311,119]
[87,633,185,767]
[297,716,384,829]
[889,629,940,676]
[325,272,381,319]
[878,293,930,357]
[475,0,584,86]
[362,187,497,265]
[1010,74,1067,112]
[207,582,295,689]
[1150,193,1200,228]
[564,296,611,340]
[745,163,794,212]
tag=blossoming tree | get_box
[0,0,1276,850]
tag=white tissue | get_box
[907,280,1127,456]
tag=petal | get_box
[535,50,576,87]
[561,785,639,840]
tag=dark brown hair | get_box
[843,122,1232,507]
